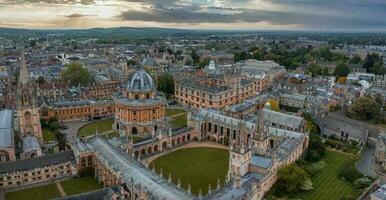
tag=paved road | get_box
[357,143,375,177]
[61,120,88,144]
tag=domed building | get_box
[114,68,166,136]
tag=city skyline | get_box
[1,0,386,31]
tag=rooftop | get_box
[0,110,13,148]
[0,151,75,174]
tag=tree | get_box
[36,76,46,84]
[191,50,200,65]
[59,62,93,86]
[305,133,325,162]
[334,63,350,78]
[363,53,385,74]
[347,96,381,122]
[234,51,249,62]
[349,55,361,64]
[340,160,362,182]
[198,58,210,69]
[336,76,347,84]
[275,164,311,194]
[267,98,280,111]
[157,73,175,98]
[127,59,137,66]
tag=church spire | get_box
[19,49,30,85]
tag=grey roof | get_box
[227,94,268,113]
[0,110,13,148]
[87,137,196,200]
[0,151,75,174]
[316,113,368,141]
[371,184,386,200]
[205,173,263,200]
[53,100,92,108]
[127,69,155,91]
[22,135,41,153]
[56,187,117,200]
[0,110,13,129]
[250,155,272,169]
[280,93,307,102]
[142,57,158,66]
[263,109,303,130]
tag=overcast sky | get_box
[0,0,385,31]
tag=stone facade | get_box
[0,151,75,189]
[40,100,115,121]
[114,68,166,136]
[16,51,43,144]
[175,68,263,109]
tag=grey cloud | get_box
[2,0,94,5]
[118,0,386,30]
[65,13,96,18]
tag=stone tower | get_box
[16,50,42,143]
[228,122,252,181]
[253,109,269,155]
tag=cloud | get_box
[0,0,386,30]
[1,0,94,5]
[65,13,96,18]
[117,0,386,30]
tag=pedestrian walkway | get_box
[56,182,66,197]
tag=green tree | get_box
[191,50,200,65]
[157,73,175,98]
[347,96,381,122]
[334,63,350,78]
[36,76,46,84]
[59,62,93,86]
[275,164,311,194]
[340,160,362,182]
[350,55,362,64]
[127,59,137,66]
[363,53,385,74]
[234,51,249,62]
[198,58,210,69]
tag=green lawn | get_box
[61,176,102,196]
[79,119,114,138]
[150,147,229,195]
[292,150,356,200]
[166,109,187,129]
[5,183,60,200]
[166,109,186,116]
[42,128,57,143]
[128,135,145,143]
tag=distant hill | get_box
[0,27,199,39]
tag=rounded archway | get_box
[132,127,138,135]
[162,141,167,150]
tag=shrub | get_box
[78,167,94,177]
[354,177,372,189]
[305,161,326,176]
[340,161,362,182]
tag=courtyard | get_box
[150,147,229,195]
[42,128,57,143]
[4,176,101,200]
[292,150,357,200]
[78,119,114,138]
[166,108,187,129]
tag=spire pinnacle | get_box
[19,49,30,85]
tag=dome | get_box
[127,69,154,91]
